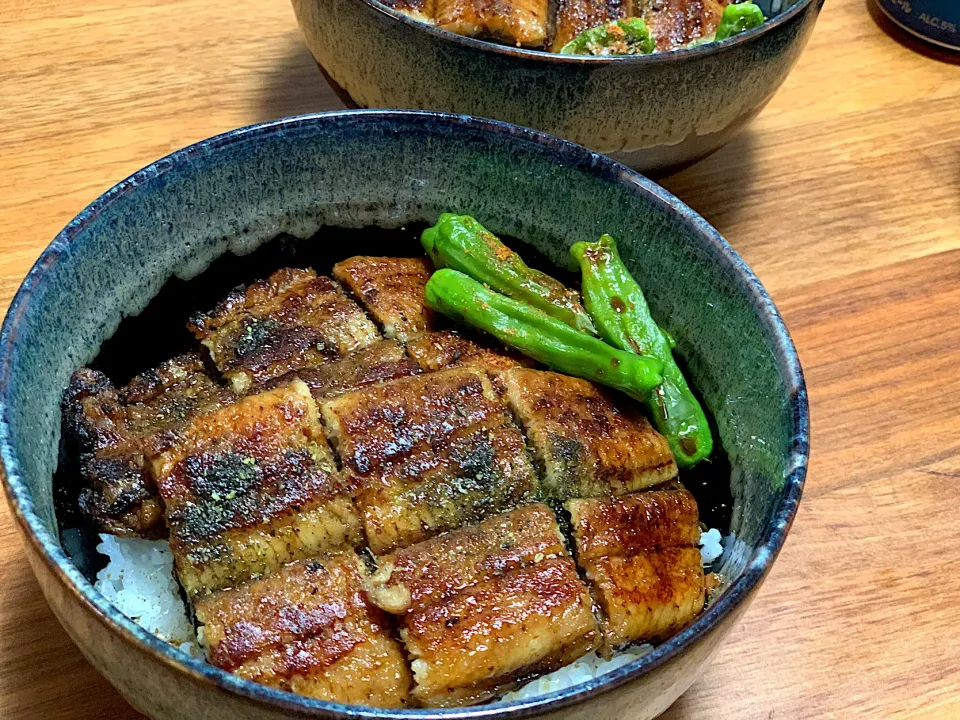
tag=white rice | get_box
[94,527,726,701]
[699,527,724,565]
[500,645,654,702]
[94,534,202,658]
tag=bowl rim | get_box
[0,109,808,719]
[353,0,819,64]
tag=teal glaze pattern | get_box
[291,0,822,172]
[0,112,807,719]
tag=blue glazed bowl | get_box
[0,111,807,719]
[292,0,823,172]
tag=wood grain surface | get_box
[1,0,959,717]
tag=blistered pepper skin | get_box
[422,214,596,334]
[424,269,664,398]
[571,235,712,467]
[714,2,766,41]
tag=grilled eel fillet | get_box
[636,0,728,51]
[386,0,724,50]
[380,0,437,22]
[566,489,704,648]
[153,379,363,598]
[188,267,380,393]
[195,551,412,707]
[62,354,236,537]
[266,339,422,402]
[551,0,628,51]
[434,0,550,46]
[321,367,539,554]
[500,368,678,499]
[405,329,533,374]
[366,504,600,707]
[333,256,530,373]
[333,256,437,343]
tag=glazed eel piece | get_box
[62,353,236,537]
[380,0,436,23]
[184,255,528,402]
[500,368,679,499]
[151,379,364,599]
[320,366,540,554]
[566,489,706,649]
[187,267,382,394]
[191,264,424,401]
[381,0,549,47]
[195,550,412,707]
[365,503,600,706]
[332,255,532,374]
[636,0,728,51]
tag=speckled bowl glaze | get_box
[292,0,822,172]
[0,111,807,720]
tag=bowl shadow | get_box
[658,692,697,719]
[254,30,347,122]
[657,128,759,240]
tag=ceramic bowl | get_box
[0,111,807,720]
[292,0,823,172]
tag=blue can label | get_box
[876,0,960,49]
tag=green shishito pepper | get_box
[571,235,712,467]
[684,3,766,48]
[559,18,655,56]
[424,269,664,398]
[714,2,766,41]
[422,214,596,334]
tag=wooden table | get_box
[1,0,959,717]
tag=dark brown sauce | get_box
[54,224,732,580]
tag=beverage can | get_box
[875,0,960,50]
